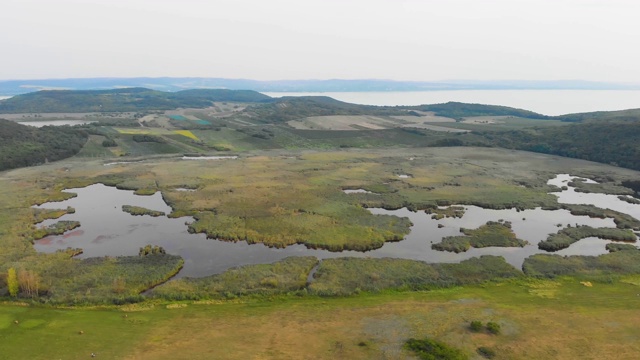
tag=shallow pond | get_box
[33,174,639,277]
[548,174,640,219]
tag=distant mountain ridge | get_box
[1,77,639,95]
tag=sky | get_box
[1,0,639,82]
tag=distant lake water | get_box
[262,90,640,116]
[18,120,94,127]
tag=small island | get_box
[432,221,528,253]
[32,220,81,240]
[122,205,166,217]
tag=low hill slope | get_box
[0,88,271,113]
[554,108,640,122]
[248,96,405,123]
[472,120,640,170]
[413,101,550,120]
[249,98,551,123]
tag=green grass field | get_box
[2,277,639,359]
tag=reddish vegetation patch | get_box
[37,237,52,245]
[63,229,84,239]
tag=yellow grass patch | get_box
[114,128,170,135]
[110,148,127,156]
[620,275,640,286]
[174,130,199,141]
[527,279,562,298]
[166,303,188,309]
[120,303,156,312]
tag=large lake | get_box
[262,90,640,116]
[33,174,639,278]
[18,120,95,127]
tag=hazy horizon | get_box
[2,0,639,82]
[0,76,639,85]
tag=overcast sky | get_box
[1,0,639,82]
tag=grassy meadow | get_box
[2,276,640,359]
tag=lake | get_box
[17,120,95,127]
[262,90,640,116]
[33,174,639,278]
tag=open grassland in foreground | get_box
[2,277,640,360]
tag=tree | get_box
[7,268,19,297]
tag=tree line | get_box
[0,119,88,171]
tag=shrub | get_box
[486,322,501,335]
[405,338,468,360]
[469,320,483,332]
[477,346,497,359]
[102,138,117,147]
[139,245,166,256]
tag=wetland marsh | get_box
[30,152,640,278]
[23,149,640,277]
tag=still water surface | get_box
[34,174,639,278]
[262,90,640,116]
[17,120,95,127]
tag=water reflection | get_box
[33,174,639,277]
[549,174,640,219]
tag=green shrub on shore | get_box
[139,245,166,256]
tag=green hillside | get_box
[413,101,550,119]
[248,98,551,123]
[0,88,271,113]
[470,120,640,170]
